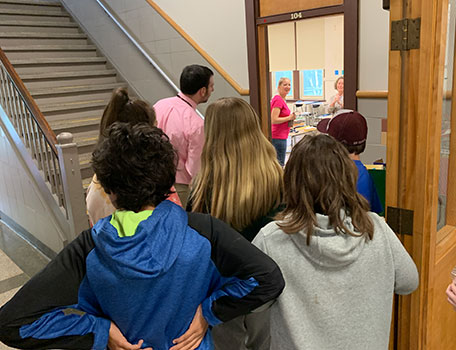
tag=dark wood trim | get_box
[0,49,57,153]
[246,0,359,136]
[383,0,390,10]
[258,25,271,137]
[245,0,260,114]
[343,0,358,110]
[256,5,344,26]
[293,70,300,98]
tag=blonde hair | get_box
[278,77,290,88]
[191,97,283,231]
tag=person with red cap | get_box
[317,110,383,214]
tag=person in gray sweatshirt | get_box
[252,132,419,350]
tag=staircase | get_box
[0,0,128,189]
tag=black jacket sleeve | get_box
[0,229,95,349]
[187,212,285,325]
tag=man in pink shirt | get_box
[154,65,214,207]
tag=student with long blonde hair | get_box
[252,132,418,350]
[189,97,283,349]
[191,97,283,240]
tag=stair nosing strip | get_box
[0,10,69,17]
[20,70,117,80]
[2,45,97,52]
[30,83,126,96]
[0,0,61,6]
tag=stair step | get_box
[20,69,117,81]
[30,83,125,97]
[0,8,68,17]
[0,0,61,6]
[50,116,101,133]
[73,131,98,148]
[11,57,106,66]
[40,99,109,113]
[82,177,92,190]
[2,45,96,52]
[79,152,93,170]
[0,20,77,27]
[0,32,85,39]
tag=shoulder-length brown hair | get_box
[277,132,373,244]
[191,97,283,231]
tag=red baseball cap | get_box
[317,110,368,145]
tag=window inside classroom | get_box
[300,69,324,99]
[271,70,294,99]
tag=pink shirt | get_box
[154,93,204,185]
[270,94,291,139]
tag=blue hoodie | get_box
[15,201,284,350]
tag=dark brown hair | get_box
[277,132,374,244]
[92,123,176,212]
[343,141,366,155]
[98,88,156,142]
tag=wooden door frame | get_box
[244,0,359,137]
[386,0,450,348]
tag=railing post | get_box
[56,132,89,241]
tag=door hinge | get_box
[391,18,421,51]
[386,207,414,235]
[383,0,390,10]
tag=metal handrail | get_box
[95,0,204,119]
[0,49,67,213]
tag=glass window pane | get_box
[438,0,456,230]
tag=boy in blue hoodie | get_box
[0,122,284,350]
[317,110,383,214]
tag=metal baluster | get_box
[11,86,24,138]
[21,100,34,152]
[51,149,64,207]
[3,75,17,132]
[0,66,10,118]
[31,114,46,172]
[0,67,11,117]
[12,85,26,144]
[40,130,54,193]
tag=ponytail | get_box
[98,88,156,143]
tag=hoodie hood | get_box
[91,200,187,278]
[290,212,367,268]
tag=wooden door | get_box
[387,0,456,348]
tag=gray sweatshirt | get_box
[252,212,418,350]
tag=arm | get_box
[187,213,285,326]
[379,215,419,295]
[0,230,97,349]
[271,107,295,124]
[446,281,456,310]
[185,119,205,180]
[329,94,341,108]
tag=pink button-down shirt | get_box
[154,93,204,185]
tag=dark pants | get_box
[212,311,271,350]
[271,138,287,166]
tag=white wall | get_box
[0,128,65,254]
[152,0,249,89]
[358,0,390,164]
[359,0,389,90]
[61,0,246,114]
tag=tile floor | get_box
[0,221,50,350]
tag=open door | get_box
[387,0,456,348]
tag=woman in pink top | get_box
[270,77,296,166]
